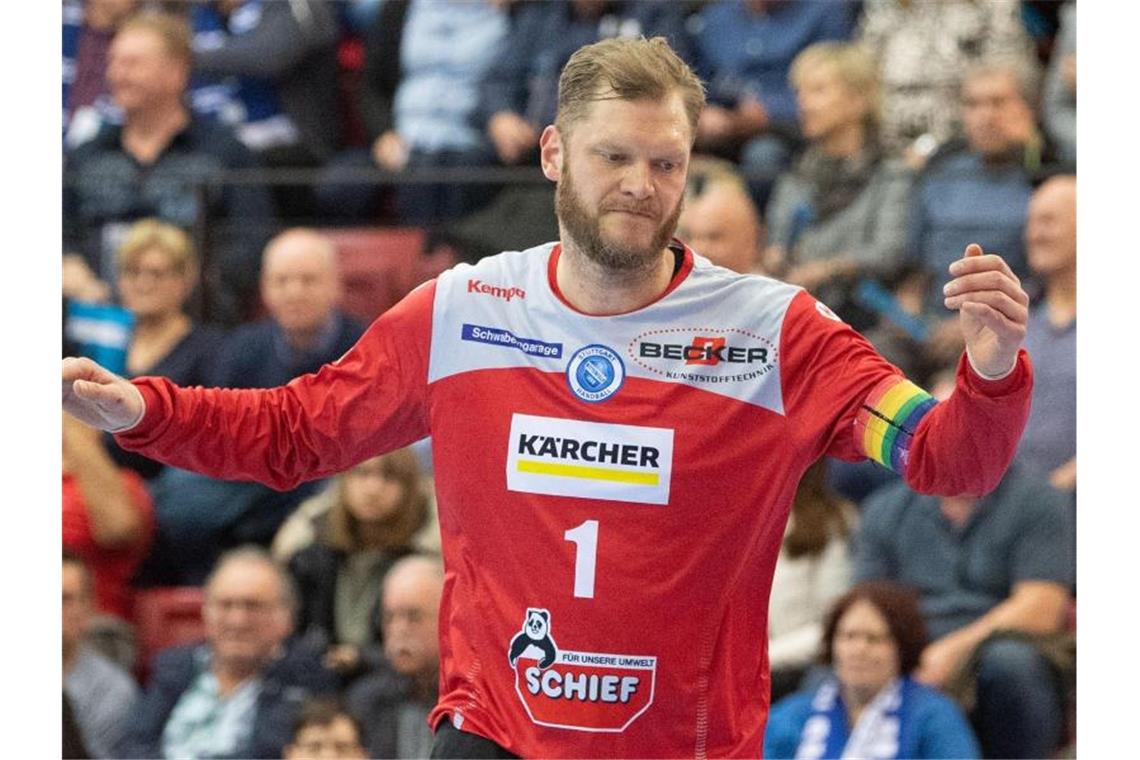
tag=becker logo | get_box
[639,336,768,366]
[629,328,777,383]
[468,279,525,301]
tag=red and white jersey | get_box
[118,242,1032,757]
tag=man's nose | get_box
[620,161,654,200]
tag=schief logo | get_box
[468,279,525,302]
[566,345,625,403]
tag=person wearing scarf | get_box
[764,582,980,759]
[763,42,913,331]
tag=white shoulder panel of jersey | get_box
[429,245,799,415]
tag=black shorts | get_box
[430,718,518,759]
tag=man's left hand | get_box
[942,243,1029,377]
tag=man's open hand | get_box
[62,357,145,433]
[942,244,1029,378]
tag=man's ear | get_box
[539,125,563,182]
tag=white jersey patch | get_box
[506,414,674,505]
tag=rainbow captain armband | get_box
[854,376,938,475]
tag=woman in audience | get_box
[768,459,856,701]
[106,219,224,478]
[763,42,912,331]
[281,448,431,682]
[765,581,980,759]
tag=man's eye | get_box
[657,161,678,172]
[603,153,625,163]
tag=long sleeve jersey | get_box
[117,241,1032,757]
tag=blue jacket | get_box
[116,642,338,759]
[764,678,981,759]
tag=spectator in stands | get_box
[283,698,368,760]
[763,42,912,330]
[853,387,1075,759]
[764,581,981,759]
[100,219,224,479]
[857,0,1035,162]
[63,0,140,148]
[767,459,856,701]
[478,0,693,168]
[907,57,1053,305]
[906,56,1064,366]
[211,228,363,388]
[689,0,856,198]
[316,0,510,224]
[346,554,444,759]
[676,156,766,275]
[188,0,341,219]
[63,414,155,622]
[142,228,365,585]
[281,449,430,682]
[1018,175,1076,493]
[1041,3,1076,164]
[63,551,139,759]
[117,547,338,759]
[63,11,276,325]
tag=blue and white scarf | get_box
[794,677,911,760]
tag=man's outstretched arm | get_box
[62,283,435,491]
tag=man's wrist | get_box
[966,349,1016,381]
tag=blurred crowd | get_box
[61,1,1077,758]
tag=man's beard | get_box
[556,164,682,273]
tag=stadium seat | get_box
[322,227,457,324]
[132,586,206,683]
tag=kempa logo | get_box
[629,328,777,384]
[468,279,525,301]
[506,414,674,505]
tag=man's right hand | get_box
[62,357,145,433]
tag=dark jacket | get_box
[208,312,365,389]
[63,118,276,303]
[346,664,438,759]
[193,0,342,160]
[287,539,412,672]
[116,641,338,759]
[359,0,410,142]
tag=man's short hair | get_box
[684,156,760,219]
[205,545,299,616]
[555,36,706,141]
[116,11,193,67]
[962,55,1043,110]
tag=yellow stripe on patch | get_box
[860,412,892,466]
[874,379,925,421]
[516,459,659,486]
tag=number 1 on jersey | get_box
[563,520,598,598]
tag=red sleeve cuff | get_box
[960,348,1033,398]
[113,378,169,445]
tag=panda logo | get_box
[507,608,559,669]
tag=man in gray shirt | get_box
[63,551,139,758]
[854,459,1074,758]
